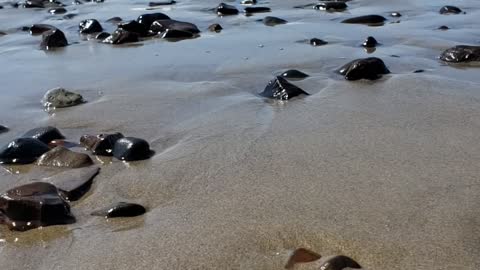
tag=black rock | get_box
[215,3,238,16]
[48,7,66,14]
[150,19,200,34]
[260,76,309,100]
[79,19,103,34]
[23,0,44,8]
[161,29,194,39]
[281,69,309,80]
[439,45,480,63]
[22,126,65,144]
[413,69,424,73]
[0,182,75,231]
[80,132,124,156]
[310,38,327,46]
[318,255,362,270]
[29,24,56,35]
[40,29,68,50]
[118,20,150,37]
[362,36,378,48]
[439,5,462,14]
[338,57,390,80]
[148,0,175,6]
[91,202,146,218]
[0,138,50,164]
[262,16,287,26]
[438,25,449,30]
[103,29,139,44]
[390,12,401,17]
[113,137,152,161]
[136,12,170,27]
[314,2,347,11]
[244,6,270,14]
[106,16,122,23]
[44,166,100,201]
[341,15,386,25]
[241,0,256,4]
[208,23,223,32]
[95,32,110,40]
[0,125,8,134]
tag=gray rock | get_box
[42,87,84,109]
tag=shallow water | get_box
[1,0,480,269]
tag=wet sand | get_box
[0,0,480,269]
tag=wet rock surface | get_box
[285,248,321,269]
[439,5,462,14]
[338,57,390,80]
[148,0,175,6]
[80,132,124,156]
[118,20,150,37]
[106,16,122,23]
[42,87,84,109]
[244,6,270,14]
[150,19,200,34]
[281,69,309,80]
[439,45,480,63]
[314,1,347,11]
[310,38,327,46]
[40,29,68,50]
[260,76,309,100]
[362,36,378,48]
[0,125,8,134]
[215,3,238,16]
[29,24,56,35]
[208,23,222,32]
[22,126,65,144]
[48,7,66,14]
[161,29,194,39]
[91,202,146,218]
[136,12,171,27]
[0,138,50,164]
[44,166,100,201]
[113,137,152,161]
[79,19,103,34]
[0,182,75,231]
[341,14,387,25]
[103,29,139,44]
[262,16,287,26]
[36,146,94,168]
[318,255,362,270]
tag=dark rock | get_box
[80,132,124,156]
[79,19,103,34]
[148,0,175,6]
[241,0,256,4]
[106,16,122,23]
[318,255,362,270]
[362,36,377,48]
[215,3,238,16]
[314,2,347,11]
[150,19,200,34]
[161,29,194,39]
[23,0,44,8]
[390,12,401,17]
[244,6,270,14]
[95,32,110,40]
[260,76,309,100]
[42,87,84,108]
[281,69,309,80]
[29,24,56,35]
[208,23,223,32]
[413,69,424,73]
[338,57,390,80]
[285,248,321,269]
[118,20,150,37]
[91,202,146,218]
[48,7,66,14]
[113,137,152,161]
[0,182,75,231]
[439,5,462,14]
[310,38,327,46]
[341,15,387,25]
[438,25,449,30]
[72,0,82,4]
[36,146,93,168]
[23,126,65,144]
[262,16,287,26]
[40,29,68,50]
[63,14,77,20]
[136,12,170,27]
[0,138,50,164]
[0,125,8,134]
[439,45,480,63]
[44,166,100,201]
[103,29,139,44]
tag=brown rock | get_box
[36,146,93,168]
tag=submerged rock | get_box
[244,6,270,14]
[136,12,171,27]
[150,19,200,34]
[215,3,238,16]
[113,137,152,161]
[208,23,223,32]
[23,126,65,144]
[79,19,103,34]
[338,57,390,80]
[310,38,328,46]
[44,166,100,201]
[260,76,309,100]
[103,29,139,44]
[285,248,321,269]
[281,69,309,80]
[262,16,287,26]
[80,132,124,156]
[40,29,68,50]
[318,255,362,270]
[0,182,75,231]
[29,24,56,35]
[362,36,378,48]
[0,138,49,164]
[42,87,84,109]
[36,146,93,168]
[0,125,8,134]
[91,202,146,218]
[118,20,150,37]
[439,5,462,14]
[341,15,386,25]
[314,1,347,11]
[439,45,480,63]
